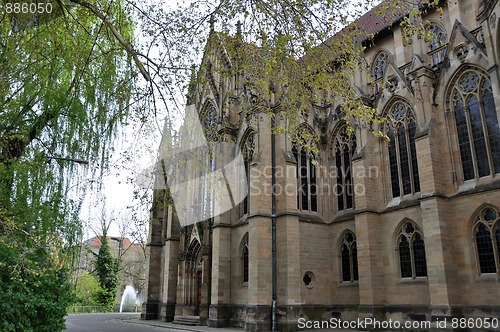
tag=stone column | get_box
[244,113,273,332]
[415,127,459,319]
[208,217,232,327]
[141,191,166,320]
[409,56,459,317]
[419,196,458,320]
[208,121,239,327]
[175,233,187,317]
[275,123,302,331]
[352,132,386,319]
[198,219,212,324]
[159,207,180,322]
[246,216,272,332]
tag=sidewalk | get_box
[122,318,243,332]
[121,317,363,332]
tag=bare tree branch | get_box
[70,0,151,82]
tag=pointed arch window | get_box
[397,221,427,278]
[373,51,389,80]
[198,104,218,221]
[341,232,359,282]
[386,102,421,198]
[428,23,447,65]
[202,104,218,141]
[372,51,390,94]
[242,132,256,216]
[292,144,318,212]
[449,70,500,181]
[242,245,249,283]
[332,128,356,211]
[473,206,500,274]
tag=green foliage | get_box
[0,0,137,330]
[93,232,119,307]
[0,214,74,332]
[75,272,100,306]
[138,0,382,144]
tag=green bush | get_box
[93,232,119,307]
[74,272,100,306]
[0,232,74,332]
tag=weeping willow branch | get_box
[70,0,151,82]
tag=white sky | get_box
[79,121,162,240]
[78,0,187,240]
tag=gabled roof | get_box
[304,0,415,64]
[354,1,412,40]
[85,236,133,249]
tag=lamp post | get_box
[46,155,89,165]
[271,111,277,332]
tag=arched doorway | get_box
[185,239,202,315]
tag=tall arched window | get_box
[449,69,500,181]
[473,206,500,274]
[386,101,421,198]
[372,51,390,94]
[202,104,218,141]
[428,23,447,65]
[242,245,249,283]
[397,221,427,278]
[373,51,389,80]
[197,103,218,221]
[242,131,256,216]
[332,128,356,211]
[292,144,318,212]
[341,232,359,282]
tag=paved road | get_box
[65,313,163,332]
[64,313,364,332]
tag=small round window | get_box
[455,45,469,61]
[303,271,315,288]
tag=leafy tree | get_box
[0,0,139,329]
[74,272,100,306]
[0,212,74,332]
[93,230,120,307]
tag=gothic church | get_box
[142,0,500,330]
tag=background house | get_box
[76,235,146,306]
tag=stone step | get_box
[173,315,200,326]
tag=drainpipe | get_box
[271,93,277,332]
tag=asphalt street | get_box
[64,313,161,332]
[64,313,365,332]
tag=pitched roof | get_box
[85,236,133,249]
[352,1,412,40]
[303,0,415,64]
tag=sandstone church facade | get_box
[142,0,500,330]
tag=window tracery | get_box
[332,128,356,211]
[195,104,219,222]
[242,132,256,216]
[449,69,500,181]
[292,143,318,212]
[242,245,249,283]
[397,221,427,278]
[373,51,389,80]
[386,101,421,198]
[473,206,500,274]
[202,104,218,141]
[341,232,359,282]
[428,23,447,65]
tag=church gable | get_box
[447,20,487,64]
[384,61,413,95]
